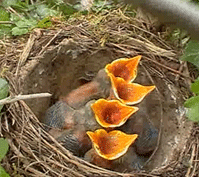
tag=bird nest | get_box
[1,8,198,177]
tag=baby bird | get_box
[84,148,113,169]
[85,129,138,171]
[56,125,92,157]
[112,147,148,172]
[119,109,158,156]
[43,101,75,132]
[60,69,111,109]
[44,100,101,157]
[84,147,147,172]
[134,116,158,155]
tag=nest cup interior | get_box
[20,38,193,172]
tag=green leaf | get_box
[11,18,37,36]
[0,7,10,22]
[15,18,37,28]
[3,0,29,12]
[185,82,199,122]
[45,0,62,6]
[191,77,199,94]
[37,17,52,28]
[12,18,37,36]
[180,40,199,68]
[0,166,10,177]
[0,27,12,37]
[0,78,9,111]
[11,1,29,11]
[184,95,199,108]
[10,14,21,22]
[0,138,9,162]
[186,104,199,122]
[0,7,12,37]
[91,0,113,12]
[2,0,18,7]
[35,4,58,18]
[58,4,77,16]
[12,27,28,36]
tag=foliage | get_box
[191,77,199,94]
[91,0,113,13]
[0,0,122,37]
[184,93,199,122]
[12,18,37,36]
[192,0,199,3]
[0,7,13,36]
[169,29,190,48]
[0,138,9,162]
[0,166,10,177]
[180,40,199,122]
[0,138,10,177]
[181,40,199,68]
[0,78,9,111]
[0,78,10,176]
[0,0,64,36]
[37,16,52,28]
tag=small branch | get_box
[0,93,52,105]
[185,144,196,177]
[175,61,186,82]
[143,56,195,82]
[0,21,14,24]
[16,33,36,76]
[7,6,23,19]
[38,29,62,56]
[30,0,34,5]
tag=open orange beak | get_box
[87,129,138,160]
[91,99,138,128]
[105,55,141,83]
[108,73,155,105]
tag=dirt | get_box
[19,38,193,172]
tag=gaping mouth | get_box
[91,99,138,127]
[108,73,156,105]
[105,55,141,83]
[87,129,138,160]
